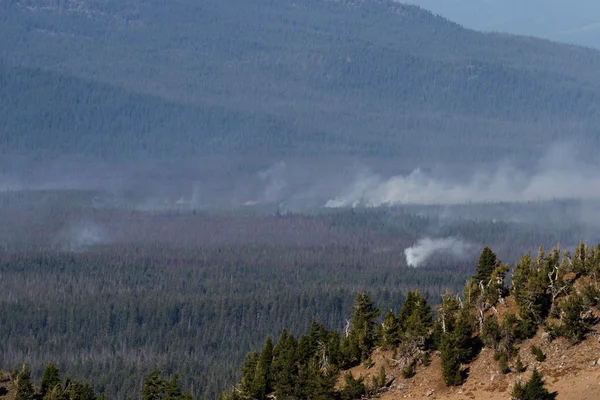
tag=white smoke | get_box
[325,144,600,207]
[244,162,288,205]
[404,237,475,267]
[60,222,108,252]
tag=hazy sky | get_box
[404,0,600,48]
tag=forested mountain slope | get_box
[2,0,600,164]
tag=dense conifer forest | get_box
[1,193,600,398]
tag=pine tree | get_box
[474,246,497,284]
[511,368,551,400]
[257,337,274,395]
[272,330,298,399]
[560,293,589,344]
[515,356,526,373]
[379,309,400,349]
[401,290,433,341]
[439,335,462,386]
[62,381,97,400]
[165,374,194,400]
[303,360,336,400]
[340,373,365,400]
[498,354,509,374]
[41,362,62,397]
[530,346,546,362]
[141,371,165,400]
[453,308,474,363]
[15,362,34,400]
[524,368,551,399]
[347,292,381,362]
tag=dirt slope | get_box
[344,302,600,400]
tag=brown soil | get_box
[342,301,600,400]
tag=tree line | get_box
[5,362,190,400]
[223,242,600,399]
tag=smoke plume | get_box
[325,143,600,207]
[404,236,474,267]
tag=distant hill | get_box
[2,0,600,165]
[406,0,600,49]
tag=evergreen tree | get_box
[498,354,509,374]
[474,246,497,284]
[401,290,433,342]
[530,346,546,362]
[481,315,501,350]
[239,352,262,399]
[439,335,462,386]
[511,249,552,324]
[511,368,551,400]
[61,381,97,400]
[41,362,62,397]
[15,362,34,400]
[379,309,400,349]
[257,337,274,395]
[560,293,589,344]
[303,360,336,400]
[453,308,475,363]
[340,373,365,400]
[347,292,381,362]
[164,375,192,400]
[272,330,299,399]
[44,384,63,400]
[141,371,166,400]
[439,306,474,386]
[514,356,526,373]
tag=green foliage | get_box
[511,248,556,325]
[271,329,298,400]
[438,305,474,387]
[439,337,462,386]
[399,290,434,344]
[558,293,589,344]
[530,346,546,362]
[514,311,540,340]
[511,368,552,400]
[15,363,34,400]
[41,363,62,397]
[379,309,400,349]
[421,352,431,367]
[515,356,526,373]
[61,381,98,400]
[581,284,600,308]
[401,362,416,379]
[371,365,387,390]
[141,371,167,400]
[474,247,497,284]
[498,354,510,374]
[340,373,366,400]
[346,293,381,362]
[482,316,502,350]
[141,370,192,400]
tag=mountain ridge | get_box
[3,0,600,166]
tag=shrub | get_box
[530,346,546,362]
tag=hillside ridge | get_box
[221,243,600,400]
[3,0,600,164]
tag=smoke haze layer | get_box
[325,144,600,207]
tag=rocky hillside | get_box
[222,243,600,400]
[347,301,600,399]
